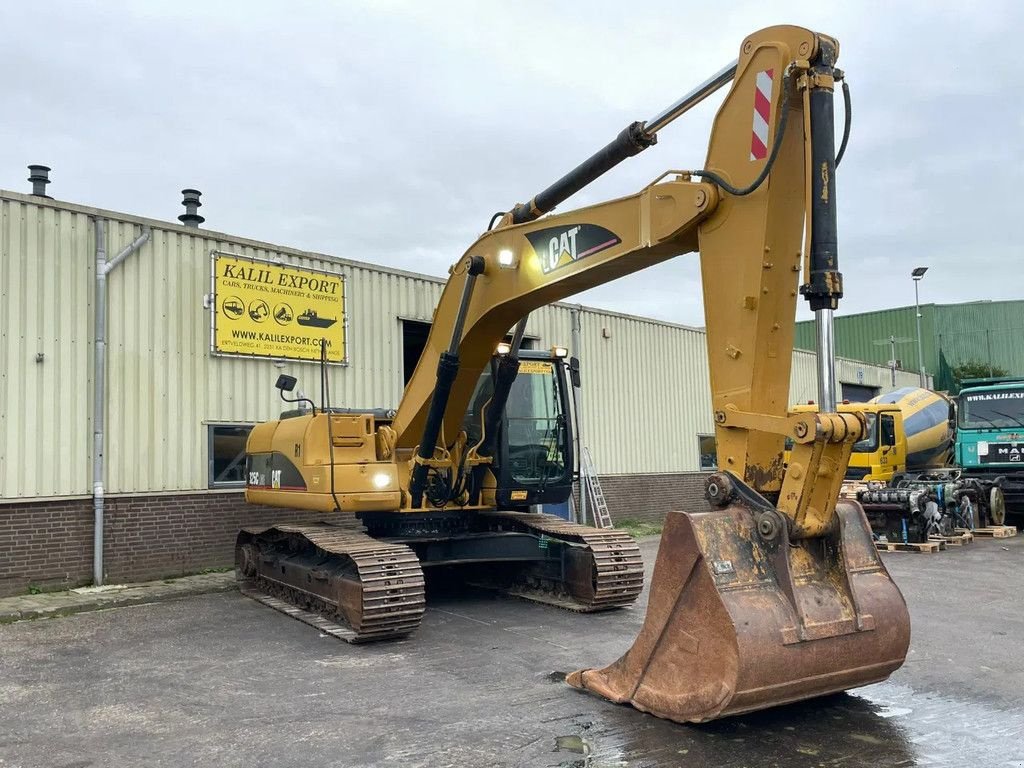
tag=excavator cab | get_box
[463,349,574,509]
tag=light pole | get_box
[911,266,928,387]
[873,335,914,387]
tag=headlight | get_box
[372,472,392,489]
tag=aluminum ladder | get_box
[581,447,613,529]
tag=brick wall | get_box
[0,500,95,597]
[598,472,711,525]
[0,472,711,597]
[0,494,321,597]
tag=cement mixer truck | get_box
[790,387,954,483]
[791,385,1018,542]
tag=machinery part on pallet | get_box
[567,497,910,723]
[990,486,1006,526]
[858,486,945,543]
[890,474,1005,530]
[235,523,425,643]
[477,511,644,611]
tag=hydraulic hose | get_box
[835,79,851,167]
[689,70,793,197]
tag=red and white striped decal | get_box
[750,69,774,161]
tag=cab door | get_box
[878,412,904,476]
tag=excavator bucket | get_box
[567,498,910,723]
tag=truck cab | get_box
[789,402,905,482]
[956,377,1024,507]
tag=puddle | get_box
[854,683,1024,767]
[554,734,591,754]
[551,682,1024,767]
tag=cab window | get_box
[880,414,897,447]
[851,413,879,453]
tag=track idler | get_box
[567,476,910,723]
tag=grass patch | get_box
[25,581,88,596]
[155,566,234,584]
[614,519,664,538]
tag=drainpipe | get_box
[93,220,151,586]
[570,306,585,525]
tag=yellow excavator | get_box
[237,24,911,724]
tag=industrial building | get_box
[795,300,1024,393]
[0,179,922,596]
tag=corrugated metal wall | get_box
[933,302,1024,387]
[568,313,921,476]
[0,199,94,498]
[789,352,921,405]
[795,301,1024,391]
[1,190,919,499]
[794,306,934,372]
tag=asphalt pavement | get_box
[1,534,1022,767]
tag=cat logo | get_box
[544,226,581,273]
[525,224,622,275]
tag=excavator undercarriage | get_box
[236,511,643,643]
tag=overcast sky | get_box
[3,1,1020,327]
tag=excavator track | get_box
[235,522,425,643]
[479,511,645,612]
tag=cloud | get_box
[2,1,1020,327]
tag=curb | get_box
[0,574,238,625]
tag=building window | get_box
[698,434,717,471]
[208,424,254,488]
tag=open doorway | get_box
[402,320,432,385]
[841,382,880,402]
[401,319,538,385]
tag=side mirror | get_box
[569,357,581,389]
[274,374,317,415]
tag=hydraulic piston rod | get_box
[409,255,486,508]
[799,42,842,412]
[510,59,737,224]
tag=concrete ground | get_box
[1,535,1023,768]
[0,572,235,623]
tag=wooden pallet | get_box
[955,526,1017,539]
[929,531,974,546]
[876,540,945,553]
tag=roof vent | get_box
[28,165,51,198]
[178,188,205,228]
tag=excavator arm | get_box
[392,25,857,535]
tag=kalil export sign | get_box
[212,252,346,363]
